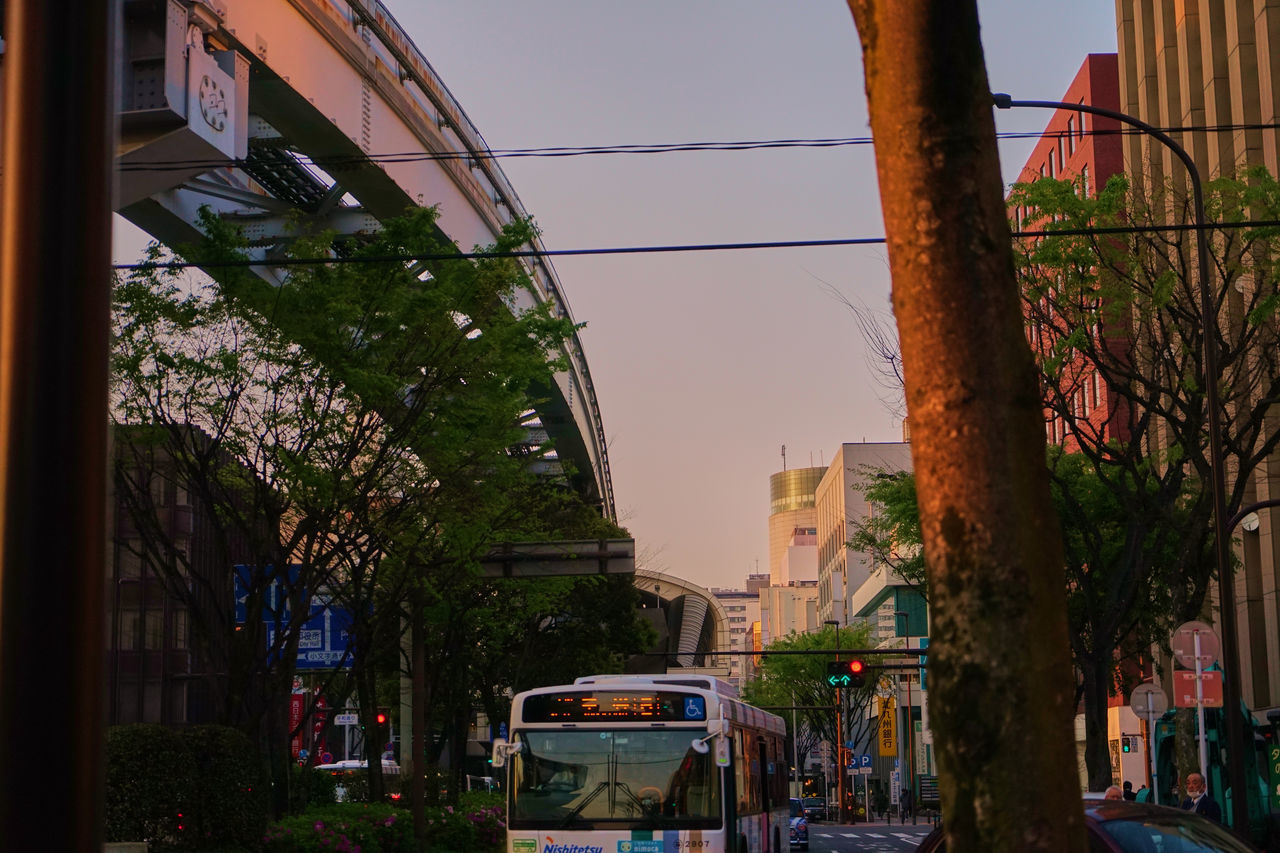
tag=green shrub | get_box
[263,802,413,853]
[105,723,198,845]
[105,722,271,851]
[289,764,338,814]
[262,797,506,853]
[181,725,270,848]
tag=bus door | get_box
[758,738,771,852]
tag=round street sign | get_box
[1129,683,1168,717]
[1172,620,1220,670]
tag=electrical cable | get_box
[114,120,1280,174]
[111,218,1280,272]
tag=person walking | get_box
[1104,785,1124,801]
[1122,781,1136,801]
[1179,772,1223,823]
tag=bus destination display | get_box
[523,691,707,723]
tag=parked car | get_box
[916,800,1260,852]
[788,798,809,850]
[801,796,827,823]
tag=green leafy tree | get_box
[111,206,581,818]
[850,456,1199,790]
[1010,169,1280,789]
[742,623,877,794]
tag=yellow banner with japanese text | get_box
[878,695,897,756]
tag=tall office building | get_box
[1010,54,1130,451]
[1117,3,1280,199]
[815,442,913,626]
[768,466,826,586]
[1010,54,1149,787]
[1115,3,1280,713]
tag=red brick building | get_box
[1011,54,1129,453]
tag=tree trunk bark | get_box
[411,594,427,848]
[1080,656,1114,791]
[846,2,1087,849]
[358,655,385,802]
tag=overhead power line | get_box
[111,218,1280,273]
[115,119,1280,174]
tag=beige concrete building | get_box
[760,580,818,646]
[815,442,913,626]
[711,585,762,690]
[1116,2,1280,715]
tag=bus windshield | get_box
[510,729,721,829]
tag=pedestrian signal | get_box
[1121,736,1132,753]
[825,659,867,688]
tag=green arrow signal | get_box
[826,675,852,687]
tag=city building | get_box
[628,569,731,679]
[1011,53,1130,452]
[1011,50,1152,791]
[1115,0,1280,722]
[760,580,819,647]
[768,466,826,586]
[711,584,763,690]
[107,426,261,726]
[814,441,913,626]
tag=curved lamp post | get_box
[993,93,1247,833]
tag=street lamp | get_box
[993,93,1248,833]
[823,618,846,823]
[894,611,917,825]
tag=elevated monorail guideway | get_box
[115,0,614,517]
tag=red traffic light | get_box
[375,711,388,726]
[848,660,865,674]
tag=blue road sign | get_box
[235,564,354,670]
[858,754,872,769]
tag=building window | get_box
[1081,165,1090,198]
[1066,117,1075,154]
[172,609,188,650]
[145,609,165,650]
[118,547,142,580]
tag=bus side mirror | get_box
[491,738,521,768]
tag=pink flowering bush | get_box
[262,803,413,853]
[262,794,504,852]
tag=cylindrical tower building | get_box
[768,466,826,586]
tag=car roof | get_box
[1082,800,1185,820]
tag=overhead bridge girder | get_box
[114,0,615,518]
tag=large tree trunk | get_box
[846,2,1087,849]
[410,595,427,848]
[1080,656,1114,791]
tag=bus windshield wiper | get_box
[616,783,664,826]
[560,782,609,827]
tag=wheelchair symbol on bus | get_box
[684,697,706,720]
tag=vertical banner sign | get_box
[879,695,898,756]
[1269,742,1280,811]
[289,694,306,758]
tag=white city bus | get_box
[492,674,789,853]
